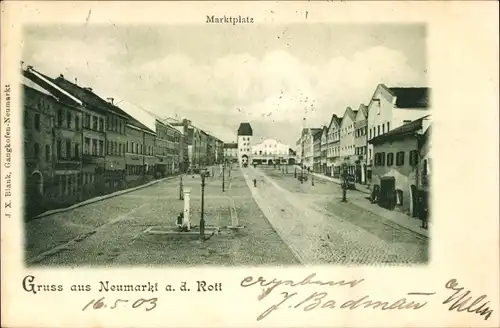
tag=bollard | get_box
[253,178,257,187]
[183,187,191,230]
[200,175,205,240]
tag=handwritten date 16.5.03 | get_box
[82,297,158,312]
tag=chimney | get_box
[27,65,34,70]
[84,87,93,92]
[107,97,114,105]
[59,74,64,79]
[75,78,78,85]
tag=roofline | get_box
[126,123,156,135]
[26,67,84,106]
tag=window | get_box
[380,152,385,166]
[119,143,122,156]
[57,140,62,159]
[34,114,40,131]
[99,140,104,156]
[74,144,80,159]
[93,117,98,130]
[386,122,390,131]
[396,151,405,166]
[34,143,39,159]
[45,145,50,160]
[57,110,63,127]
[75,115,80,130]
[67,112,72,129]
[377,125,380,136]
[84,138,90,155]
[66,141,71,159]
[99,118,104,132]
[382,124,385,134]
[409,150,419,166]
[92,139,97,156]
[387,153,394,166]
[85,114,91,129]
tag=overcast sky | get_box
[22,24,427,146]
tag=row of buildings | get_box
[23,64,223,218]
[223,122,296,166]
[296,84,431,217]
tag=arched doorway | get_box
[30,170,44,195]
[241,155,249,167]
[288,158,296,165]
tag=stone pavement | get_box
[25,167,299,266]
[243,166,428,265]
[293,166,428,239]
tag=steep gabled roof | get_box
[322,125,328,135]
[340,107,356,125]
[388,87,430,108]
[237,122,253,136]
[369,115,430,145]
[311,128,322,140]
[358,104,368,117]
[327,113,341,131]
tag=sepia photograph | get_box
[22,23,431,267]
[2,2,499,328]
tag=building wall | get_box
[367,87,394,163]
[125,125,145,179]
[105,112,127,171]
[23,88,57,206]
[371,137,420,215]
[251,138,290,164]
[340,114,355,159]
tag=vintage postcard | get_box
[1,1,499,327]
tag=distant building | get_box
[354,104,369,183]
[237,122,253,166]
[326,114,342,177]
[339,107,358,176]
[320,126,328,174]
[312,129,323,173]
[223,142,238,163]
[251,138,294,165]
[368,115,431,217]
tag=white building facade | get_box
[366,84,430,183]
[252,138,294,165]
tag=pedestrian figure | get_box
[253,178,257,187]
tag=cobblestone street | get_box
[243,166,428,265]
[25,167,299,266]
[26,165,427,266]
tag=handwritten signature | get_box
[82,296,158,311]
[241,274,494,322]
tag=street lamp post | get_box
[179,175,184,200]
[200,172,206,240]
[222,164,225,192]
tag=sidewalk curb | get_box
[32,175,182,220]
[311,172,371,195]
[348,198,429,239]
